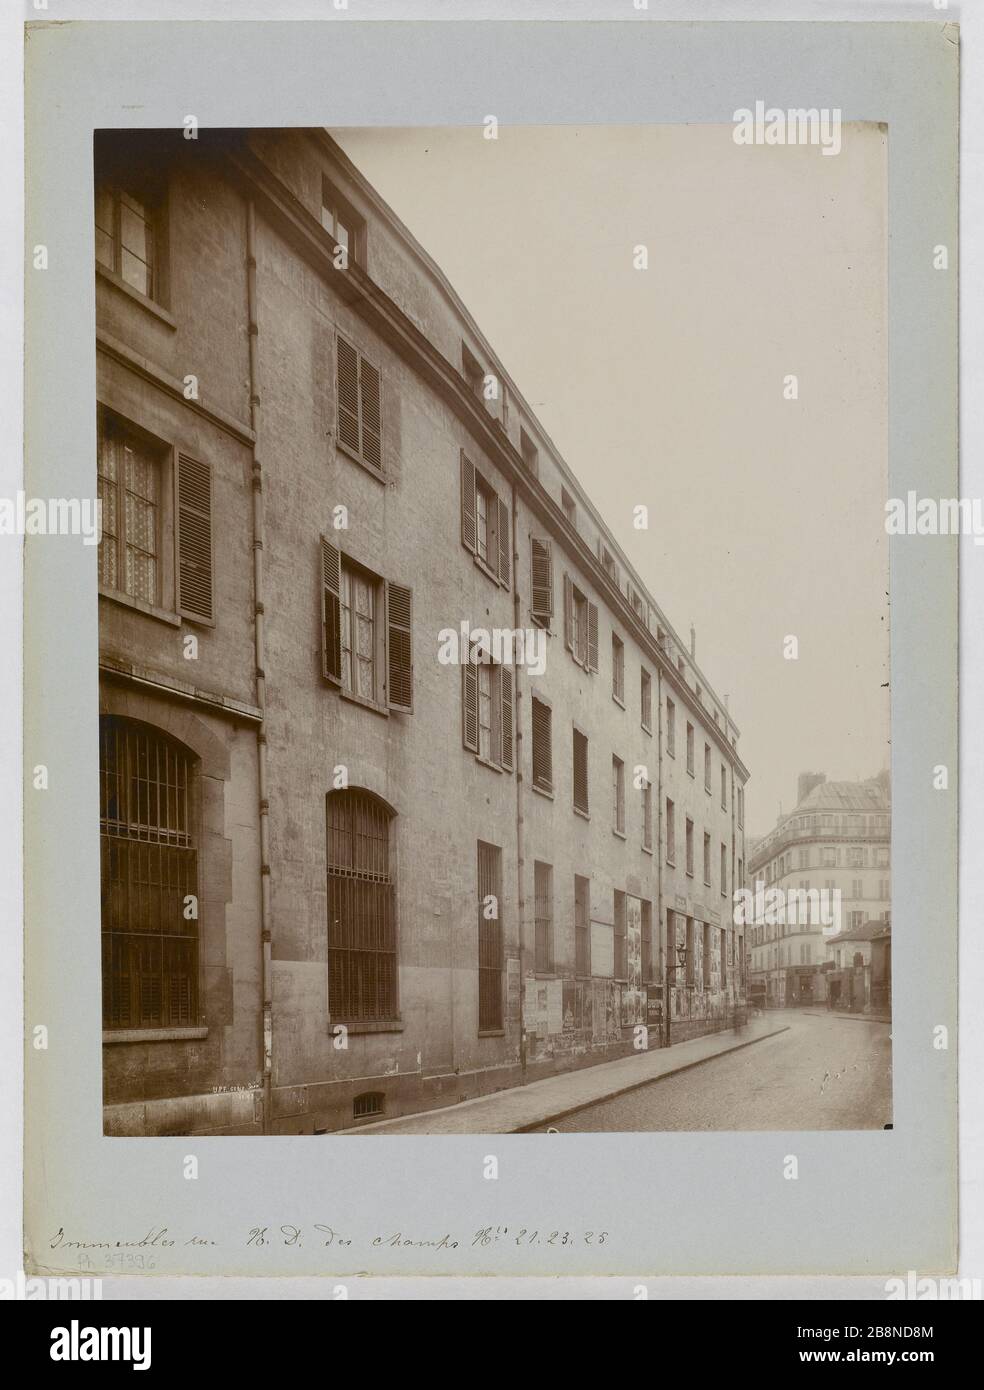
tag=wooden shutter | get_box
[321,537,342,684]
[563,574,574,652]
[336,336,360,455]
[176,453,213,622]
[386,581,413,713]
[531,697,552,791]
[462,659,479,752]
[496,495,510,587]
[460,452,476,552]
[586,602,599,672]
[573,729,589,813]
[530,537,553,624]
[499,666,514,771]
[359,357,382,471]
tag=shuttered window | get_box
[574,874,591,976]
[100,716,199,1031]
[641,668,652,733]
[326,789,397,1021]
[530,696,553,792]
[614,890,627,980]
[534,861,553,973]
[530,536,553,626]
[563,574,599,672]
[573,728,589,815]
[666,798,675,865]
[336,334,382,474]
[462,656,513,771]
[643,779,653,851]
[177,453,213,622]
[460,451,510,588]
[320,539,413,712]
[477,841,503,1031]
[612,756,625,835]
[612,633,625,703]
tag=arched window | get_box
[326,789,397,1021]
[100,716,199,1030]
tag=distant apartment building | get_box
[95,127,749,1135]
[747,773,890,1008]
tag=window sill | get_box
[103,1027,207,1044]
[686,870,695,879]
[642,724,652,737]
[337,440,386,485]
[478,1029,505,1038]
[666,858,676,868]
[666,748,675,759]
[642,845,654,857]
[333,1020,404,1035]
[339,688,389,718]
[573,806,590,821]
[531,782,554,800]
[612,694,625,709]
[96,261,177,329]
[472,551,507,589]
[687,768,695,779]
[475,754,504,774]
[99,586,182,628]
[613,828,627,841]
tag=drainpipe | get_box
[246,200,274,1134]
[512,480,527,1079]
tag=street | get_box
[531,1011,892,1131]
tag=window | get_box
[703,831,711,885]
[320,539,413,713]
[641,900,653,983]
[461,452,510,586]
[95,157,165,302]
[704,742,712,792]
[462,343,484,398]
[353,1092,383,1120]
[721,842,728,897]
[599,543,620,587]
[737,786,744,827]
[720,928,728,989]
[98,413,162,607]
[847,847,865,868]
[666,798,675,864]
[686,818,695,876]
[520,427,539,475]
[686,723,695,776]
[641,668,652,733]
[100,717,199,1030]
[321,176,364,264]
[702,921,712,989]
[575,874,591,975]
[798,848,810,869]
[612,633,625,703]
[561,487,577,528]
[327,789,397,1022]
[738,857,743,887]
[534,861,553,973]
[522,691,551,797]
[573,728,589,815]
[477,841,503,1031]
[629,586,645,620]
[528,536,554,629]
[851,879,863,899]
[612,756,625,835]
[686,917,696,985]
[642,779,653,852]
[666,697,676,756]
[696,683,703,704]
[336,335,382,473]
[563,575,599,671]
[821,847,837,868]
[462,655,514,771]
[879,878,890,899]
[721,764,727,809]
[613,890,627,979]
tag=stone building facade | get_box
[95,128,749,1135]
[747,773,890,1009]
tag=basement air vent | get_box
[353,1091,384,1120]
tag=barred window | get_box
[575,874,591,976]
[100,717,199,1030]
[534,861,553,974]
[327,789,398,1022]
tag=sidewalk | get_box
[803,1009,892,1025]
[339,1016,789,1135]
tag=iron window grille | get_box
[327,789,398,1022]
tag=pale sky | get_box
[331,124,890,839]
